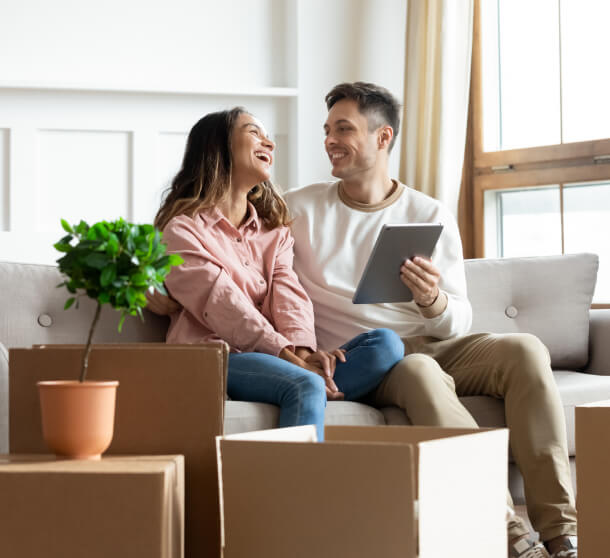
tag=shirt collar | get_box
[199,201,260,232]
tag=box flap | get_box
[221,424,317,442]
[325,424,487,445]
[218,438,417,558]
[577,399,610,408]
[417,429,508,558]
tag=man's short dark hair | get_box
[325,82,401,152]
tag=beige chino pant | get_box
[370,332,577,542]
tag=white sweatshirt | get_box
[284,180,472,351]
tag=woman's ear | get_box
[378,126,394,150]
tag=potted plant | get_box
[37,218,183,460]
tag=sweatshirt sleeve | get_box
[417,208,473,339]
[268,227,317,352]
[163,217,293,356]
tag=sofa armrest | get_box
[586,309,610,375]
[0,342,8,453]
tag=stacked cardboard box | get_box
[575,400,610,558]
[0,454,184,558]
[9,344,227,558]
[217,424,509,558]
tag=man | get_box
[149,82,578,558]
[283,82,577,558]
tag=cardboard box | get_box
[575,400,610,558]
[0,454,184,558]
[216,424,509,558]
[9,344,227,558]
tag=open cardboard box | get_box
[575,400,610,558]
[0,454,184,558]
[9,343,227,558]
[216,424,509,558]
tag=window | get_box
[472,0,610,304]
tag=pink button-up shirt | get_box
[162,203,317,355]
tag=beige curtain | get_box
[399,0,474,216]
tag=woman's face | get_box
[230,113,275,190]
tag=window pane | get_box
[498,187,562,257]
[481,0,561,151]
[563,181,610,302]
[560,0,610,143]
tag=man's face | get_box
[323,99,380,180]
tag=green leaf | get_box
[106,233,119,255]
[84,253,110,269]
[54,242,72,253]
[125,287,136,306]
[168,254,184,266]
[64,297,76,310]
[118,313,126,333]
[100,264,117,287]
[130,272,148,286]
[98,292,110,304]
[60,219,74,234]
[74,220,89,236]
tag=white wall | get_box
[296,0,407,187]
[0,0,406,264]
[0,0,295,90]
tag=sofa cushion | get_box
[224,400,385,435]
[0,261,169,349]
[465,253,598,369]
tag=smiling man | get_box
[284,82,578,558]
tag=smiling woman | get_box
[150,107,405,441]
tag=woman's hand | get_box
[145,288,182,315]
[303,349,346,378]
[280,347,345,400]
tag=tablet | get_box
[352,223,443,304]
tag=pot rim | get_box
[37,380,119,388]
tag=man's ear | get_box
[378,126,394,150]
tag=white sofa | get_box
[2,253,610,503]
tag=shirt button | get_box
[259,280,265,285]
[235,238,242,243]
[244,261,249,266]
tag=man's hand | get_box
[145,288,181,316]
[400,256,441,307]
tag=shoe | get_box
[509,537,551,558]
[548,536,577,558]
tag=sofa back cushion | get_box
[465,253,598,369]
[0,262,168,349]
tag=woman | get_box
[154,107,404,441]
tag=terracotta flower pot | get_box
[37,380,119,460]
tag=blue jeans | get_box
[227,328,404,441]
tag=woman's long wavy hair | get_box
[154,107,290,231]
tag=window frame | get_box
[469,0,610,307]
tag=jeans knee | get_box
[370,328,405,365]
[296,372,326,402]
